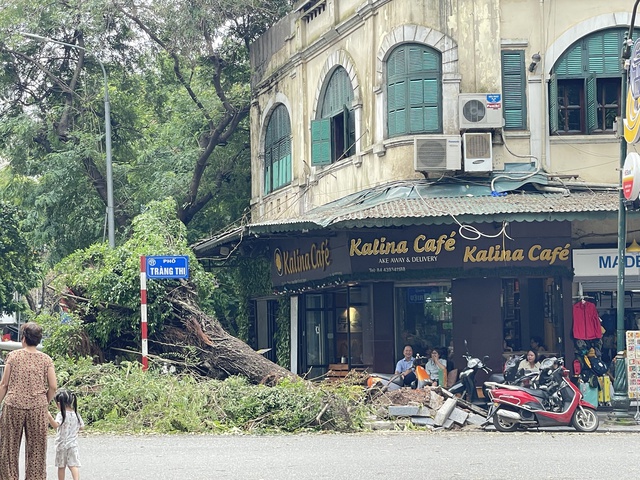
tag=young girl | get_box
[47,389,84,480]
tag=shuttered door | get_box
[501,50,526,130]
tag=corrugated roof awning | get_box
[192,181,622,255]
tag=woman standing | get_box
[0,322,57,480]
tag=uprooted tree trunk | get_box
[164,289,296,384]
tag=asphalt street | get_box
[29,421,640,480]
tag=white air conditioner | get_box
[459,93,504,129]
[463,132,493,172]
[414,136,461,172]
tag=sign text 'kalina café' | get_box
[270,224,571,286]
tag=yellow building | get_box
[195,0,640,379]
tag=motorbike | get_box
[448,350,492,403]
[483,357,599,432]
[484,353,538,388]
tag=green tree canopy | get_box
[0,201,37,314]
[0,0,293,261]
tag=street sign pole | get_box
[140,256,148,371]
[140,255,189,371]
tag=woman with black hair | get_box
[0,322,57,480]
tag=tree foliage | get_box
[50,198,218,351]
[0,201,37,314]
[0,0,293,261]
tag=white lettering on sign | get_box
[150,267,175,276]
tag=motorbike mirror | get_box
[482,355,489,363]
[464,339,469,354]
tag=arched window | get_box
[264,104,291,194]
[387,43,442,137]
[550,28,628,134]
[311,67,355,166]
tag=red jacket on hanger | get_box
[572,300,602,340]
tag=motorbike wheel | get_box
[492,412,519,432]
[571,407,599,432]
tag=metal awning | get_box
[192,180,621,255]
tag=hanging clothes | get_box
[572,300,602,340]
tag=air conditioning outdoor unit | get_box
[459,93,504,129]
[414,135,461,172]
[463,132,493,172]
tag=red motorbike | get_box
[483,357,599,432]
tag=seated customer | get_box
[395,345,416,386]
[518,350,540,372]
[425,347,447,386]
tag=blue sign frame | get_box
[146,255,190,279]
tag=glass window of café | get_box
[394,283,453,360]
[302,285,373,376]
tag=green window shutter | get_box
[387,43,441,137]
[264,104,292,192]
[388,80,407,136]
[549,73,558,134]
[556,44,582,76]
[586,74,597,133]
[501,51,526,130]
[311,118,332,166]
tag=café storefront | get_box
[271,221,574,378]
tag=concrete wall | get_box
[250,0,637,222]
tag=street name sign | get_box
[146,255,190,279]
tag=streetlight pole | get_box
[613,2,640,416]
[20,32,115,248]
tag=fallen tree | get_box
[42,198,294,383]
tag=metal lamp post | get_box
[612,1,640,416]
[20,32,115,248]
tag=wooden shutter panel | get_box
[501,51,526,130]
[311,118,332,166]
[549,73,559,134]
[586,74,597,133]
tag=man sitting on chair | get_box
[395,345,416,387]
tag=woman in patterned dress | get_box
[0,322,57,480]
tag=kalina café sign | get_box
[270,223,571,286]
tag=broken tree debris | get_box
[368,383,488,430]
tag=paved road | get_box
[32,428,640,480]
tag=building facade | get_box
[195,0,640,379]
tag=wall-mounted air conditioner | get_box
[414,135,461,172]
[463,132,493,172]
[459,93,503,129]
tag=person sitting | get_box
[530,336,546,352]
[395,345,416,387]
[518,350,540,373]
[425,347,447,386]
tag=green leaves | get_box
[0,201,38,314]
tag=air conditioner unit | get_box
[463,132,493,172]
[459,93,503,129]
[414,136,461,172]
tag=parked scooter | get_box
[448,349,492,403]
[484,353,538,389]
[483,357,599,432]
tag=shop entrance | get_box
[502,277,563,355]
[300,285,372,378]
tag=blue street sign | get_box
[146,255,190,279]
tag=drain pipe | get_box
[532,183,570,195]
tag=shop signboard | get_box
[573,248,640,278]
[626,39,640,145]
[270,222,572,286]
[626,331,640,399]
[347,223,570,273]
[270,234,352,286]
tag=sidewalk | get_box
[597,405,640,432]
